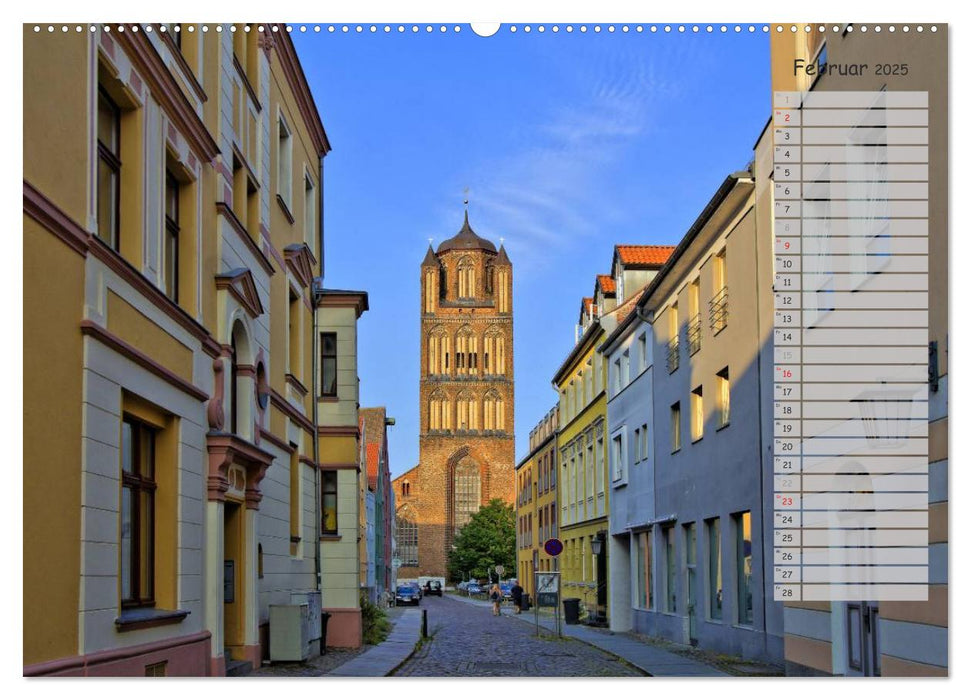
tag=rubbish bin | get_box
[563,598,581,625]
[320,611,332,654]
[521,593,531,611]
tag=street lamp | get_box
[590,533,606,625]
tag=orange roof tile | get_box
[597,274,616,294]
[365,443,379,490]
[616,245,676,267]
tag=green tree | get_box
[447,498,516,582]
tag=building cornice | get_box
[270,388,315,434]
[315,289,369,316]
[271,26,331,157]
[80,320,208,401]
[551,321,603,386]
[112,25,219,161]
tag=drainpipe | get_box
[634,305,658,536]
[312,278,323,655]
[753,182,769,659]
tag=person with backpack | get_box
[510,580,524,614]
[489,583,502,616]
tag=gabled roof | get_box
[615,245,677,268]
[596,274,616,295]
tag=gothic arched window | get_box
[453,458,481,534]
[428,325,449,376]
[484,326,502,376]
[456,325,475,376]
[456,390,477,431]
[457,256,475,299]
[396,506,419,567]
[429,388,449,431]
[483,389,504,431]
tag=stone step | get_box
[226,658,253,677]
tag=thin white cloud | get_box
[447,41,696,274]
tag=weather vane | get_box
[463,186,469,209]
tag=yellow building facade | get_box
[553,320,610,620]
[515,406,558,597]
[24,23,336,676]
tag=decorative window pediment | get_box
[215,268,265,318]
[284,243,317,289]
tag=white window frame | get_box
[277,111,293,207]
[610,426,626,484]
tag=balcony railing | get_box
[709,286,729,333]
[687,314,702,356]
[666,337,680,373]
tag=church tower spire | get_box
[394,211,516,580]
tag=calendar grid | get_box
[771,90,929,602]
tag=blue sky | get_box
[294,27,770,478]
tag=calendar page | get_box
[19,9,952,685]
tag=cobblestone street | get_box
[392,596,646,677]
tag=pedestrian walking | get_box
[489,583,502,616]
[510,580,524,614]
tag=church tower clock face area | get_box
[400,211,516,579]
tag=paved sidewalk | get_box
[449,593,728,677]
[326,607,422,677]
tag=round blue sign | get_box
[544,538,563,557]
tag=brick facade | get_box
[393,214,515,579]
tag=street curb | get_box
[325,608,422,677]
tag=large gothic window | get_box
[453,458,481,534]
[396,506,419,567]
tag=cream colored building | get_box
[315,290,369,647]
[24,23,332,676]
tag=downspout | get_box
[634,305,657,534]
[313,151,325,655]
[312,279,323,656]
[753,182,769,659]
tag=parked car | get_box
[395,584,421,606]
[466,583,483,596]
[457,580,470,591]
[424,581,443,597]
[499,583,513,600]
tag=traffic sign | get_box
[544,538,563,557]
[495,564,505,576]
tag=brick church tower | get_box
[393,211,515,580]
